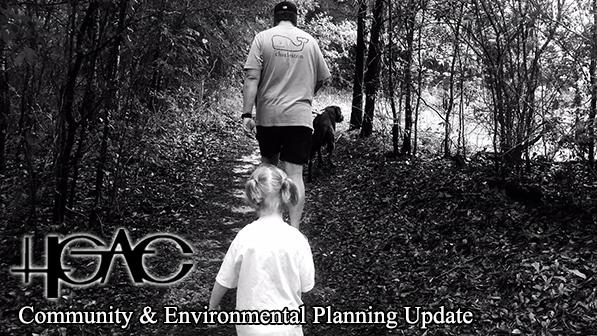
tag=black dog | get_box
[308,106,343,181]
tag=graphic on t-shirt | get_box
[272,35,309,52]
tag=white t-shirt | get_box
[216,215,315,336]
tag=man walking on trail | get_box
[241,1,331,230]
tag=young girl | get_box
[209,164,315,336]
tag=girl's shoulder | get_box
[243,217,310,243]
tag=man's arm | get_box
[314,78,327,95]
[241,69,261,134]
[242,69,261,115]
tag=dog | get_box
[308,106,343,181]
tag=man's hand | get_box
[242,117,256,137]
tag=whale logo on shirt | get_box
[272,35,309,52]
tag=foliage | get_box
[0,0,292,225]
[354,0,596,168]
[305,13,356,87]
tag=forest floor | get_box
[1,108,597,336]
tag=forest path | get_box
[156,139,262,336]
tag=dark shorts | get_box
[256,126,312,165]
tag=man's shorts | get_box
[256,126,312,165]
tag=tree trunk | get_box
[458,49,466,158]
[349,0,367,130]
[589,0,597,169]
[53,77,79,224]
[19,66,37,222]
[400,1,416,154]
[443,5,463,158]
[0,37,7,173]
[388,0,399,155]
[360,0,384,138]
[69,7,103,207]
[53,1,99,224]
[413,6,425,156]
[0,0,8,171]
[89,0,128,229]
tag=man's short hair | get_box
[273,1,298,26]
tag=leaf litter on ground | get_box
[1,124,596,336]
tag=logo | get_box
[10,229,194,299]
[272,35,309,52]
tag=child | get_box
[209,164,315,336]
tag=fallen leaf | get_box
[567,268,586,279]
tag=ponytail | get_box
[245,177,264,208]
[280,177,299,207]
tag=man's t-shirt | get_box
[216,215,315,336]
[244,23,331,129]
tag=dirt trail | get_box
[158,146,261,335]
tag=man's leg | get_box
[261,154,279,166]
[256,126,280,166]
[280,160,305,230]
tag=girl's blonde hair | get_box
[245,164,299,211]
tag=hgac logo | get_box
[10,229,194,299]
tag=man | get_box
[241,1,331,230]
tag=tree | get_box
[443,3,464,158]
[53,1,101,224]
[456,42,468,158]
[464,0,563,171]
[360,0,384,138]
[0,31,7,173]
[388,0,399,154]
[349,0,367,130]
[413,4,426,156]
[400,0,416,154]
[89,0,129,230]
[589,0,597,168]
[68,0,105,209]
